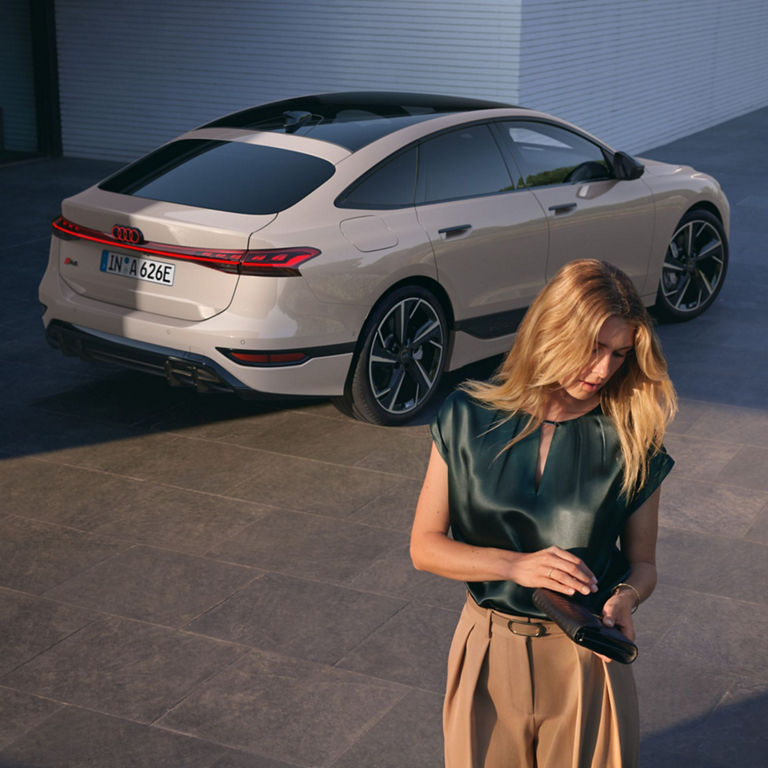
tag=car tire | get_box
[343,285,447,425]
[655,209,728,320]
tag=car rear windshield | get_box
[98,139,335,215]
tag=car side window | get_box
[337,147,418,209]
[416,124,515,204]
[498,121,612,188]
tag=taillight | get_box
[52,216,319,276]
[218,349,308,366]
[239,248,321,276]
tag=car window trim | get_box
[489,118,616,190]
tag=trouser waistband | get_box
[464,593,560,638]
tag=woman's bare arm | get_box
[601,487,661,641]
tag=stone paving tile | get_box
[661,432,743,480]
[210,750,304,768]
[351,426,432,479]
[717,445,768,491]
[349,478,424,531]
[640,679,768,768]
[745,503,768,544]
[0,516,129,595]
[44,546,261,628]
[1,456,149,531]
[661,343,768,410]
[0,706,229,768]
[167,407,398,468]
[657,527,768,607]
[40,432,251,494]
[659,473,768,536]
[0,686,62,749]
[0,406,137,460]
[187,572,406,665]
[630,582,686,657]
[328,688,444,768]
[655,592,768,683]
[0,589,97,678]
[1,455,269,551]
[336,601,459,692]
[88,487,270,555]
[2,616,247,724]
[680,400,768,448]
[29,370,205,427]
[223,453,415,518]
[157,650,408,767]
[634,651,735,737]
[207,508,405,583]
[346,542,467,608]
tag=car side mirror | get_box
[612,151,645,180]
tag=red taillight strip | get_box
[51,216,319,275]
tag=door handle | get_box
[548,203,577,214]
[438,224,472,238]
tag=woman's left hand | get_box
[591,590,636,664]
[600,590,636,641]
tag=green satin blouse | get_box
[431,390,674,618]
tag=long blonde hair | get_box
[464,259,677,498]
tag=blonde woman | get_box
[410,259,676,768]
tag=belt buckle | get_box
[508,619,547,637]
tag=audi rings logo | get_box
[112,225,144,244]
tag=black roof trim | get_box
[203,91,516,129]
[200,91,520,151]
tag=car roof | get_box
[201,91,521,152]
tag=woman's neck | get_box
[542,390,601,423]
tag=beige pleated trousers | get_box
[443,596,639,768]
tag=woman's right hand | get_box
[506,546,597,596]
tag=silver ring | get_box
[547,568,553,579]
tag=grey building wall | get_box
[54,0,768,161]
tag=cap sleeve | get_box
[630,446,674,512]
[430,390,463,462]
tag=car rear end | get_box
[39,133,360,397]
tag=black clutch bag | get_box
[532,587,638,664]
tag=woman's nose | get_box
[593,352,612,378]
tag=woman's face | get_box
[560,316,635,401]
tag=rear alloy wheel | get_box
[346,286,447,425]
[656,209,728,320]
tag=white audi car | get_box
[39,91,729,425]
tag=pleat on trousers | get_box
[443,596,639,768]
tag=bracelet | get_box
[612,582,641,613]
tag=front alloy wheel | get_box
[656,209,728,320]
[346,286,447,425]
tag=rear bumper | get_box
[45,320,354,397]
[46,320,247,394]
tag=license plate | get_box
[100,250,175,286]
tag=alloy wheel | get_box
[659,218,726,315]
[367,296,445,415]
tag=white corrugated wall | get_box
[517,0,768,153]
[54,0,768,161]
[55,0,522,161]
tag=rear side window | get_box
[98,139,335,215]
[337,148,417,209]
[416,124,515,204]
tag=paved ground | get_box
[1,107,767,767]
